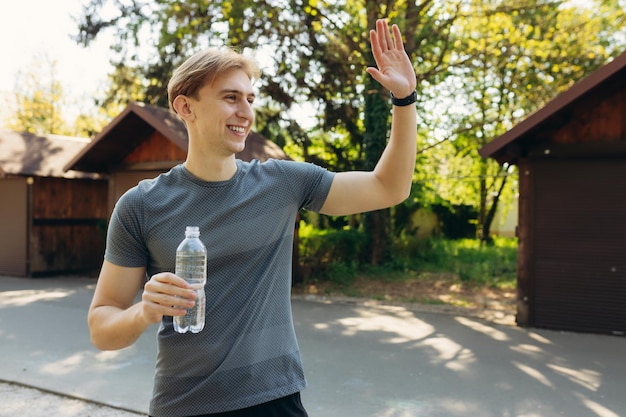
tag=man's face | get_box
[190,68,256,156]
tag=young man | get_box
[88,19,417,417]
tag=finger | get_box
[162,303,193,317]
[144,288,195,306]
[152,272,191,288]
[391,24,404,51]
[142,290,195,321]
[366,66,386,86]
[142,298,189,321]
[369,27,380,56]
[377,18,393,51]
[145,282,196,304]
[145,274,197,305]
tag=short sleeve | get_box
[274,160,335,212]
[104,186,149,267]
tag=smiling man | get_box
[87,18,417,417]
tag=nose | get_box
[237,100,255,122]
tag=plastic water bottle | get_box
[173,226,207,334]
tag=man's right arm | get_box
[88,260,196,351]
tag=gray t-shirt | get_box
[105,159,334,417]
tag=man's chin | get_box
[228,141,246,155]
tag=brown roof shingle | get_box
[0,129,102,179]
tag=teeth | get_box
[229,126,245,133]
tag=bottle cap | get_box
[185,226,200,237]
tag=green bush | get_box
[326,262,359,287]
[298,221,517,289]
[298,223,368,281]
[394,237,517,287]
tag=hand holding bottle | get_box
[141,272,197,325]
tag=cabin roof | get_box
[479,50,626,164]
[0,129,102,179]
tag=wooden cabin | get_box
[0,130,107,277]
[480,51,626,336]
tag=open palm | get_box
[366,19,416,99]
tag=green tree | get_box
[72,0,626,258]
[73,0,464,264]
[418,0,626,243]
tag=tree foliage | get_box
[4,53,115,138]
[5,56,70,136]
[415,0,626,242]
[73,0,465,262]
[72,0,626,258]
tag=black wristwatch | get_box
[391,90,417,106]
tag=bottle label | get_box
[175,253,207,285]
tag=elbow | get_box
[392,194,409,207]
[372,185,411,211]
[89,328,106,350]
[88,311,117,351]
[390,184,412,206]
[89,328,123,351]
[90,334,109,351]
[399,185,412,203]
[87,304,145,351]
[88,319,108,351]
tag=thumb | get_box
[366,67,387,86]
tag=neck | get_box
[184,155,238,182]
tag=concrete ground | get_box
[0,381,142,417]
[1,275,625,417]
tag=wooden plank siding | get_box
[515,159,532,327]
[530,159,626,335]
[106,130,187,217]
[122,130,186,166]
[28,177,107,275]
[517,86,626,334]
[0,177,28,276]
[550,79,625,145]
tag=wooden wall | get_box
[551,81,625,145]
[514,76,626,334]
[29,177,108,275]
[123,130,186,164]
[0,177,28,276]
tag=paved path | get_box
[1,276,625,417]
[0,381,142,417]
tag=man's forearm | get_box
[373,103,418,204]
[88,303,152,351]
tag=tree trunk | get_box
[363,209,391,265]
[362,6,393,265]
[481,172,508,245]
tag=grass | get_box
[296,237,518,308]
[411,237,517,288]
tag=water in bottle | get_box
[174,226,207,334]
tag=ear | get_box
[172,95,195,122]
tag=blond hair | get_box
[167,48,261,112]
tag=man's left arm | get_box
[320,19,417,216]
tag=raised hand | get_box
[366,19,416,99]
